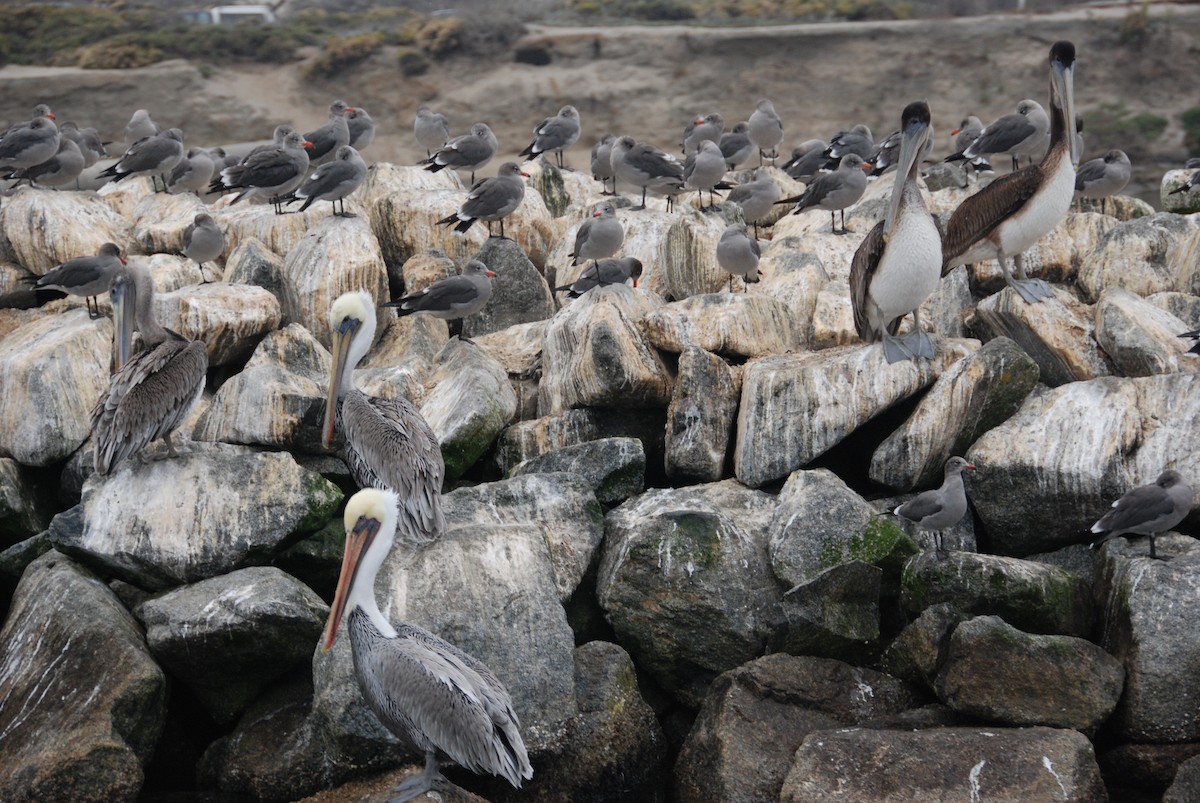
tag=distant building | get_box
[181,4,280,25]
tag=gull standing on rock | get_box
[727,169,781,238]
[941,41,1079,305]
[35,242,125,319]
[716,222,760,291]
[304,100,353,166]
[181,213,225,283]
[570,201,624,269]
[824,124,875,164]
[520,105,581,169]
[386,260,496,324]
[682,112,724,156]
[894,456,975,559]
[4,137,84,189]
[778,153,870,234]
[719,122,754,172]
[167,147,217,195]
[99,128,185,192]
[60,122,108,169]
[214,130,313,214]
[90,260,208,475]
[286,145,367,217]
[1090,470,1193,561]
[945,100,1049,173]
[0,117,60,173]
[123,109,159,149]
[850,101,942,364]
[346,106,375,151]
[1074,149,1131,199]
[782,139,827,182]
[414,105,450,157]
[684,140,729,209]
[591,134,617,195]
[437,162,528,237]
[421,122,498,184]
[748,99,785,165]
[554,257,642,297]
[323,292,446,539]
[321,488,531,803]
[612,136,684,211]
[1168,158,1200,197]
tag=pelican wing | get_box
[340,391,445,543]
[90,339,208,473]
[940,166,1043,275]
[849,220,887,341]
[357,621,532,786]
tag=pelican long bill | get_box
[323,314,360,447]
[1053,45,1078,166]
[110,272,136,373]
[321,511,380,652]
[886,106,930,238]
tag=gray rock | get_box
[0,551,165,803]
[538,284,673,416]
[641,293,800,358]
[420,338,516,480]
[1165,753,1200,803]
[0,457,50,543]
[780,726,1106,802]
[0,311,113,466]
[754,245,829,347]
[974,286,1113,386]
[968,374,1200,554]
[598,480,780,705]
[155,282,282,367]
[807,280,856,349]
[770,561,881,663]
[1073,194,1154,221]
[1161,169,1200,214]
[136,566,328,724]
[311,474,581,771]
[675,654,924,803]
[1077,212,1200,302]
[0,530,52,583]
[493,407,666,478]
[0,188,130,273]
[768,468,916,587]
[508,437,645,505]
[881,602,969,689]
[964,212,1116,293]
[923,263,973,339]
[55,443,341,589]
[1148,290,1200,327]
[221,236,285,301]
[924,162,968,191]
[1093,287,1197,377]
[734,341,976,487]
[461,237,555,338]
[496,641,667,803]
[871,337,1040,491]
[665,346,740,483]
[1099,742,1200,800]
[937,615,1124,733]
[1094,534,1200,741]
[901,551,1093,637]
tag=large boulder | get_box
[0,551,166,803]
[780,726,1106,802]
[493,407,666,478]
[1093,288,1197,377]
[155,281,282,367]
[461,237,556,339]
[734,340,976,487]
[54,443,342,589]
[642,293,800,358]
[1077,213,1200,302]
[0,187,130,274]
[508,437,645,505]
[0,457,51,543]
[664,345,740,483]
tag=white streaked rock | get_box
[642,292,799,358]
[1094,288,1199,377]
[0,187,130,274]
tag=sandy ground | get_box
[2,4,1198,203]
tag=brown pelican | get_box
[90,261,208,475]
[322,488,533,802]
[323,292,445,544]
[941,41,1078,304]
[1091,470,1193,561]
[850,101,942,363]
[894,456,975,559]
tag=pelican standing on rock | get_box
[90,261,208,475]
[324,292,446,543]
[322,488,533,803]
[1091,470,1193,561]
[850,101,942,363]
[941,41,1079,304]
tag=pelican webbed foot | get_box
[1006,276,1053,304]
[389,752,455,803]
[881,328,934,364]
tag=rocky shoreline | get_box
[1,158,1199,802]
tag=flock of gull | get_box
[3,36,1200,802]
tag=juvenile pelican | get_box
[850,101,942,363]
[90,261,208,475]
[323,292,445,544]
[941,41,1079,304]
[322,488,533,802]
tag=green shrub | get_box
[304,31,385,79]
[76,40,162,70]
[397,46,429,76]
[1085,102,1167,160]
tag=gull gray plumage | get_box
[726,169,781,238]
[894,456,975,557]
[1074,149,1131,199]
[825,124,874,162]
[682,112,724,155]
[287,145,368,217]
[123,109,159,149]
[782,139,828,182]
[436,161,527,237]
[520,105,581,169]
[305,100,353,166]
[167,147,217,195]
[748,99,785,164]
[322,293,446,541]
[35,242,125,318]
[570,201,624,267]
[386,260,496,321]
[684,140,728,209]
[716,222,760,291]
[421,122,497,184]
[321,489,530,803]
[5,136,84,188]
[99,127,183,191]
[1091,470,1193,560]
[414,105,450,157]
[554,257,642,297]
[216,130,312,213]
[612,136,684,211]
[0,117,60,172]
[346,106,375,151]
[947,100,1049,172]
[182,213,225,283]
[591,134,616,195]
[778,153,870,234]
[59,122,107,168]
[718,122,754,171]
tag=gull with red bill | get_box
[437,161,528,238]
[893,456,976,559]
